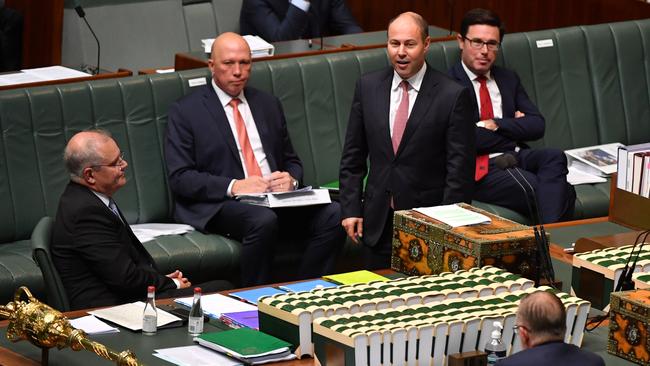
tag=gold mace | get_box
[0,286,142,366]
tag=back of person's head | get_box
[460,8,505,42]
[517,291,567,343]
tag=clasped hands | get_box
[166,269,191,289]
[232,171,295,195]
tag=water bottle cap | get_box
[148,286,155,292]
[194,287,201,293]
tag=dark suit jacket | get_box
[496,341,605,366]
[339,64,475,246]
[165,85,302,231]
[51,182,175,310]
[239,0,362,42]
[449,62,545,155]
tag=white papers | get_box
[129,223,194,243]
[174,293,256,319]
[153,345,242,366]
[567,165,607,185]
[565,143,622,176]
[69,315,119,335]
[202,36,275,58]
[88,301,181,331]
[155,68,175,74]
[414,204,491,228]
[236,188,331,208]
[0,66,91,86]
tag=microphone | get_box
[493,153,555,286]
[447,0,456,36]
[75,4,101,75]
[615,230,650,292]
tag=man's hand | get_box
[167,270,191,289]
[515,110,525,118]
[266,171,295,192]
[478,119,499,131]
[232,176,270,195]
[342,217,363,244]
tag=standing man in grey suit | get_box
[339,12,475,269]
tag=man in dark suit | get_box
[52,130,228,310]
[239,0,362,42]
[339,12,475,269]
[165,32,344,287]
[449,8,575,223]
[497,291,604,366]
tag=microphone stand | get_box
[615,230,650,292]
[75,6,101,75]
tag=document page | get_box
[414,204,491,227]
[89,301,181,331]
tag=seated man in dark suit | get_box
[497,291,604,366]
[239,0,362,42]
[52,130,229,310]
[449,8,575,223]
[165,32,344,287]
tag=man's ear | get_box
[82,167,95,185]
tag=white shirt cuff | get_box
[290,0,310,13]
[172,278,181,289]
[227,179,236,197]
[476,121,486,128]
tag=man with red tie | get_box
[165,32,344,287]
[449,8,575,224]
[339,12,475,269]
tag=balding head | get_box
[388,12,429,42]
[516,291,566,348]
[65,130,113,179]
[208,32,252,97]
[64,129,128,196]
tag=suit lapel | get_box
[377,70,393,157]
[452,62,480,121]
[202,86,242,168]
[396,66,439,157]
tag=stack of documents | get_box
[69,315,119,335]
[175,293,256,319]
[0,66,91,86]
[414,204,491,227]
[195,328,296,364]
[220,310,259,330]
[154,345,242,366]
[236,187,331,208]
[129,223,194,243]
[230,287,286,304]
[565,142,622,185]
[88,302,182,331]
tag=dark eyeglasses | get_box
[91,152,125,169]
[463,36,500,51]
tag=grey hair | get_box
[64,129,113,179]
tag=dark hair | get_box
[518,291,567,340]
[388,12,429,42]
[460,8,505,42]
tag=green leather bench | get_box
[1,19,649,306]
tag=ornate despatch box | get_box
[391,204,538,278]
[609,289,650,365]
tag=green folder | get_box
[197,328,292,357]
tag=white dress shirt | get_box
[290,0,310,12]
[389,63,427,137]
[461,61,503,121]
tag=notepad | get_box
[175,293,256,319]
[195,328,296,364]
[323,270,389,285]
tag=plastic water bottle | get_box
[485,321,506,364]
[188,287,204,336]
[142,286,157,335]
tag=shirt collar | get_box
[461,61,492,82]
[392,62,427,92]
[91,190,111,207]
[212,79,247,108]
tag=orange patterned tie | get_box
[229,98,262,177]
[475,75,493,181]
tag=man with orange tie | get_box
[165,32,343,287]
[449,8,575,224]
[339,12,475,269]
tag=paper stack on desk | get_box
[195,328,296,364]
[88,301,182,331]
[236,187,331,208]
[202,35,275,58]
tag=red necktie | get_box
[229,98,262,177]
[475,76,493,181]
[392,80,410,154]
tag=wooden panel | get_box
[5,0,64,68]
